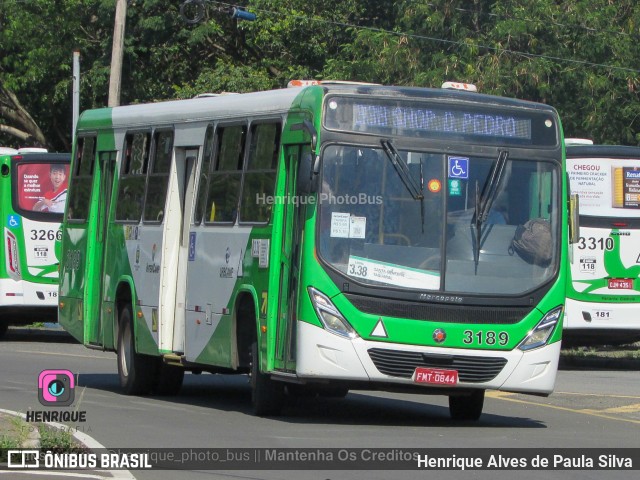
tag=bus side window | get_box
[240,122,280,223]
[194,125,215,225]
[67,136,96,221]
[143,130,173,223]
[205,125,245,224]
[115,132,149,222]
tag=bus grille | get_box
[345,293,532,324]
[368,348,508,383]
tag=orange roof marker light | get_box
[441,81,478,92]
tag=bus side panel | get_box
[125,225,163,355]
[58,225,89,343]
[103,224,160,356]
[186,227,256,366]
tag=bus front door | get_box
[88,151,116,346]
[274,145,306,371]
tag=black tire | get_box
[286,384,348,399]
[0,323,8,339]
[317,385,349,398]
[286,384,318,398]
[250,341,284,416]
[153,361,184,396]
[449,390,485,421]
[117,305,155,395]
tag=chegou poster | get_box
[567,158,640,217]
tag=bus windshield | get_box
[12,160,70,216]
[318,145,559,295]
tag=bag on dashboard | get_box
[509,218,552,267]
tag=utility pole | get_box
[72,50,80,138]
[108,0,127,107]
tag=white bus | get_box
[565,143,640,345]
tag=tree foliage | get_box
[1,0,639,150]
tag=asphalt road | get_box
[1,328,639,480]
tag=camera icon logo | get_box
[38,369,75,406]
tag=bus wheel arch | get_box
[114,282,133,350]
[234,291,258,371]
[234,290,284,416]
[115,284,155,395]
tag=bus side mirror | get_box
[290,120,317,152]
[297,153,319,195]
[569,193,580,244]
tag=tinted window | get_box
[240,123,280,223]
[204,125,246,223]
[143,130,173,223]
[116,132,150,222]
[67,136,96,221]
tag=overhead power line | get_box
[420,1,636,39]
[200,0,640,75]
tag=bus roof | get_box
[0,147,18,155]
[77,84,558,132]
[566,144,640,159]
[9,152,69,163]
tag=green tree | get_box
[323,0,640,144]
[0,0,115,150]
[1,0,639,149]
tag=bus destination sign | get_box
[324,97,558,146]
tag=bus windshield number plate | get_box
[414,368,458,386]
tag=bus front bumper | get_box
[295,320,560,396]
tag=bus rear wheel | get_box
[449,390,485,421]
[117,305,155,395]
[0,323,8,339]
[250,341,284,416]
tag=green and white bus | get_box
[59,81,576,419]
[0,148,70,337]
[565,143,640,346]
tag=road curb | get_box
[0,408,135,479]
[559,354,640,371]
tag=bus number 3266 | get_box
[30,229,62,241]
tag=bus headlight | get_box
[308,287,358,339]
[518,306,563,351]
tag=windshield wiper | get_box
[380,139,425,233]
[471,149,509,272]
[381,140,423,200]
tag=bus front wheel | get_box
[250,341,284,416]
[117,305,155,395]
[449,390,485,421]
[153,361,184,396]
[0,323,8,339]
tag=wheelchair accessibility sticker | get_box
[448,157,469,179]
[8,214,21,228]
